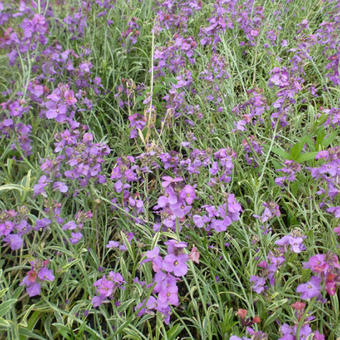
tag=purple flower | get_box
[108,272,124,285]
[327,206,340,218]
[20,261,54,298]
[62,221,77,230]
[157,186,178,208]
[53,181,68,193]
[92,271,125,307]
[269,67,290,87]
[38,268,55,281]
[255,202,281,222]
[179,185,196,205]
[0,221,14,236]
[136,296,157,316]
[70,232,83,244]
[35,218,51,231]
[303,255,328,274]
[227,194,242,217]
[278,323,295,340]
[164,240,187,254]
[5,234,23,250]
[26,283,41,297]
[296,276,321,300]
[92,295,105,308]
[94,277,114,298]
[275,235,305,253]
[161,176,183,188]
[45,101,67,119]
[210,217,231,232]
[106,241,120,249]
[33,175,51,196]
[250,275,266,294]
[193,214,209,228]
[169,202,191,218]
[143,247,163,272]
[162,253,189,277]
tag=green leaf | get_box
[289,139,306,160]
[0,299,16,317]
[52,323,72,339]
[19,327,48,340]
[271,147,290,160]
[0,288,8,299]
[0,317,11,329]
[166,323,183,339]
[0,184,29,193]
[295,152,318,163]
[315,128,326,149]
[321,131,337,148]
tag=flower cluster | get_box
[92,271,125,307]
[242,136,263,167]
[232,88,267,131]
[62,210,92,244]
[20,260,55,297]
[251,230,306,295]
[154,177,195,231]
[121,17,140,46]
[193,194,242,232]
[34,127,110,196]
[309,147,340,217]
[254,201,281,224]
[138,240,189,324]
[268,67,303,127]
[275,160,302,187]
[297,253,340,300]
[0,208,31,250]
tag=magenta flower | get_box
[303,255,328,274]
[189,246,200,264]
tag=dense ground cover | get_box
[0,0,339,339]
